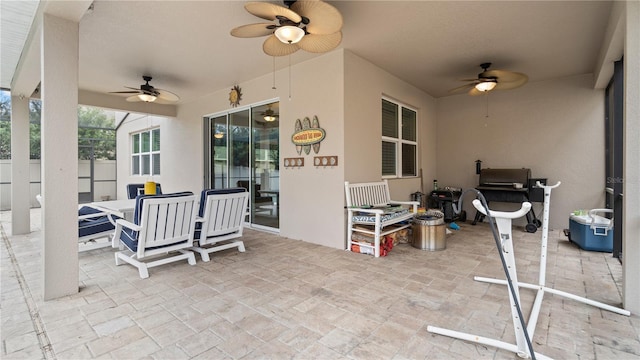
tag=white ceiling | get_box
[2,1,613,103]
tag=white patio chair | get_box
[36,194,120,252]
[113,191,198,278]
[191,188,249,262]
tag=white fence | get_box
[0,159,117,210]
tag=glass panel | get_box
[251,102,280,229]
[402,107,416,141]
[141,154,150,175]
[382,99,398,138]
[211,115,228,188]
[152,154,160,175]
[152,128,160,151]
[141,131,150,152]
[132,133,140,154]
[132,155,140,175]
[382,141,396,176]
[402,143,416,177]
[229,109,250,199]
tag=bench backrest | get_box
[345,180,392,207]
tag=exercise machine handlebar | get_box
[473,199,532,219]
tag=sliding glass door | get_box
[204,101,280,230]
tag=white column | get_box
[41,13,79,300]
[10,95,31,234]
[623,0,640,314]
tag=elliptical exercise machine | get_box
[474,182,630,337]
[428,185,630,359]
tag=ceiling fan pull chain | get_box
[272,56,277,90]
[288,54,292,100]
[485,92,490,118]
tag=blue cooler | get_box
[568,209,613,252]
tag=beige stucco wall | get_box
[344,51,437,199]
[436,74,605,230]
[170,50,347,250]
[116,49,437,251]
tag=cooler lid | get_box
[570,214,612,227]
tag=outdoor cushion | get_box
[351,208,411,224]
[78,206,119,238]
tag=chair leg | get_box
[191,240,245,262]
[138,266,149,279]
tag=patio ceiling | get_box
[2,1,614,103]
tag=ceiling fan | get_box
[230,1,343,56]
[261,104,279,121]
[109,76,180,104]
[449,63,528,96]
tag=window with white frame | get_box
[131,128,160,176]
[382,98,417,178]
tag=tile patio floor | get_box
[1,209,639,359]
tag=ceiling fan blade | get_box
[448,83,475,94]
[494,77,528,90]
[244,1,301,23]
[153,97,177,105]
[109,90,142,95]
[484,69,528,84]
[156,89,180,102]
[230,23,275,38]
[263,34,299,56]
[291,0,343,35]
[297,31,342,53]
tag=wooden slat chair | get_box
[126,183,162,199]
[191,188,249,262]
[345,180,419,257]
[114,191,197,278]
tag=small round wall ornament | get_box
[229,85,242,107]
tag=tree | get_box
[0,90,115,160]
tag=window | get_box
[132,128,160,175]
[382,98,417,177]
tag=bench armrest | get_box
[389,200,420,211]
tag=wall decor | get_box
[228,85,242,107]
[314,156,338,167]
[283,157,304,168]
[292,115,325,155]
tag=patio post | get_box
[40,13,80,300]
[622,0,640,314]
[10,95,30,235]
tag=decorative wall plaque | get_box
[292,115,325,155]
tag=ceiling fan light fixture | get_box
[264,115,277,122]
[475,80,497,92]
[214,132,224,139]
[138,93,157,102]
[274,25,305,44]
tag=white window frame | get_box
[131,128,160,176]
[381,97,418,179]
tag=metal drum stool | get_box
[412,210,446,251]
